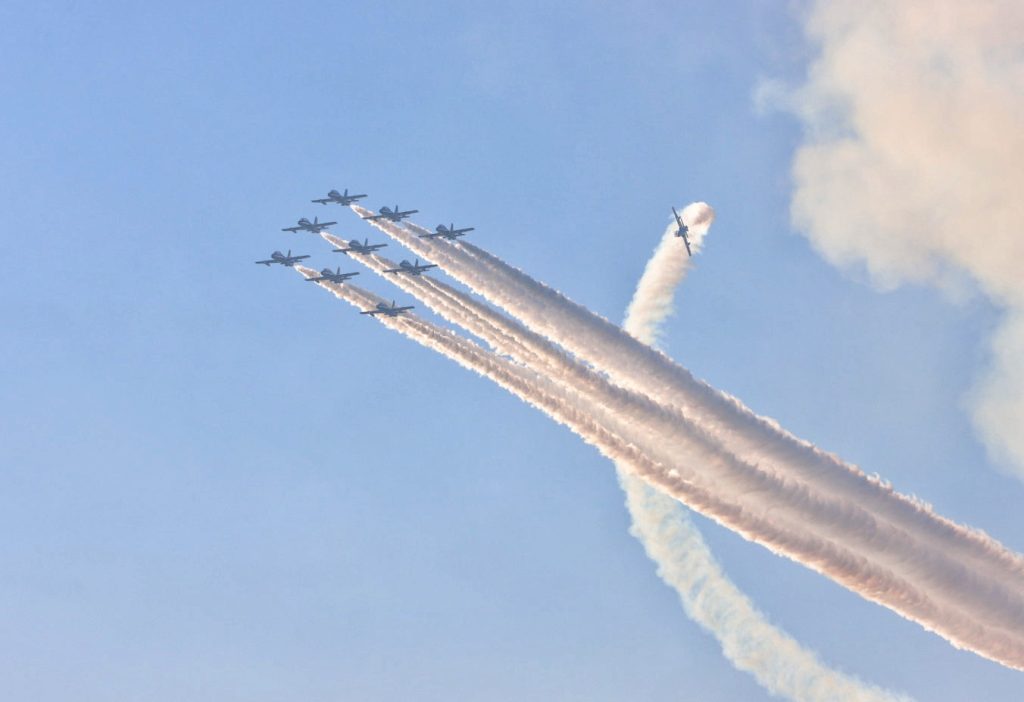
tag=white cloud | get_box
[782,0,1024,477]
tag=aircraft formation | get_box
[259,189,692,316]
[257,189,473,317]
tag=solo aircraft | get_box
[255,250,311,267]
[311,188,367,206]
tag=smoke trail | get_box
[354,209,1024,603]
[453,227,1024,588]
[350,206,909,698]
[298,262,1024,669]
[354,207,1024,593]
[346,207,1024,668]
[320,233,540,365]
[623,202,715,346]
[618,208,909,701]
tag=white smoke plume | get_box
[343,206,1024,667]
[302,247,1024,668]
[325,212,1024,667]
[623,202,715,346]
[353,205,1024,595]
[411,212,1024,589]
[779,0,1024,478]
[619,207,908,701]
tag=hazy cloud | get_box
[781,1,1024,477]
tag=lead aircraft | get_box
[362,205,418,223]
[255,250,311,267]
[383,259,438,276]
[333,237,388,255]
[311,188,367,206]
[360,300,414,317]
[282,216,337,234]
[304,267,361,284]
[419,223,475,240]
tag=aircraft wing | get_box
[255,259,275,266]
[311,198,331,204]
[361,213,385,220]
[399,209,420,216]
[359,309,382,315]
[419,263,439,271]
[289,254,311,262]
[682,235,692,257]
[382,266,403,274]
[418,232,441,239]
[281,226,303,232]
[319,221,338,227]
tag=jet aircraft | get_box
[282,216,337,234]
[311,188,367,206]
[672,206,692,256]
[333,237,388,255]
[304,267,361,284]
[419,223,475,240]
[383,259,438,276]
[362,205,419,223]
[360,300,415,317]
[255,250,311,267]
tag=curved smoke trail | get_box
[619,204,909,701]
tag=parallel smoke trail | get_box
[357,208,908,698]
[354,211,1024,611]
[457,232,1024,586]
[370,205,1024,587]
[299,263,1024,669]
[346,207,1024,669]
[619,207,909,701]
[320,233,539,364]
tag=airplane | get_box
[311,188,367,206]
[360,300,415,317]
[383,258,438,276]
[361,205,419,223]
[304,267,361,284]
[281,216,337,234]
[332,237,388,255]
[419,223,475,240]
[672,206,693,256]
[255,250,311,267]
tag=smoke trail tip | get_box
[679,201,716,253]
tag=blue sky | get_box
[2,2,1022,700]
